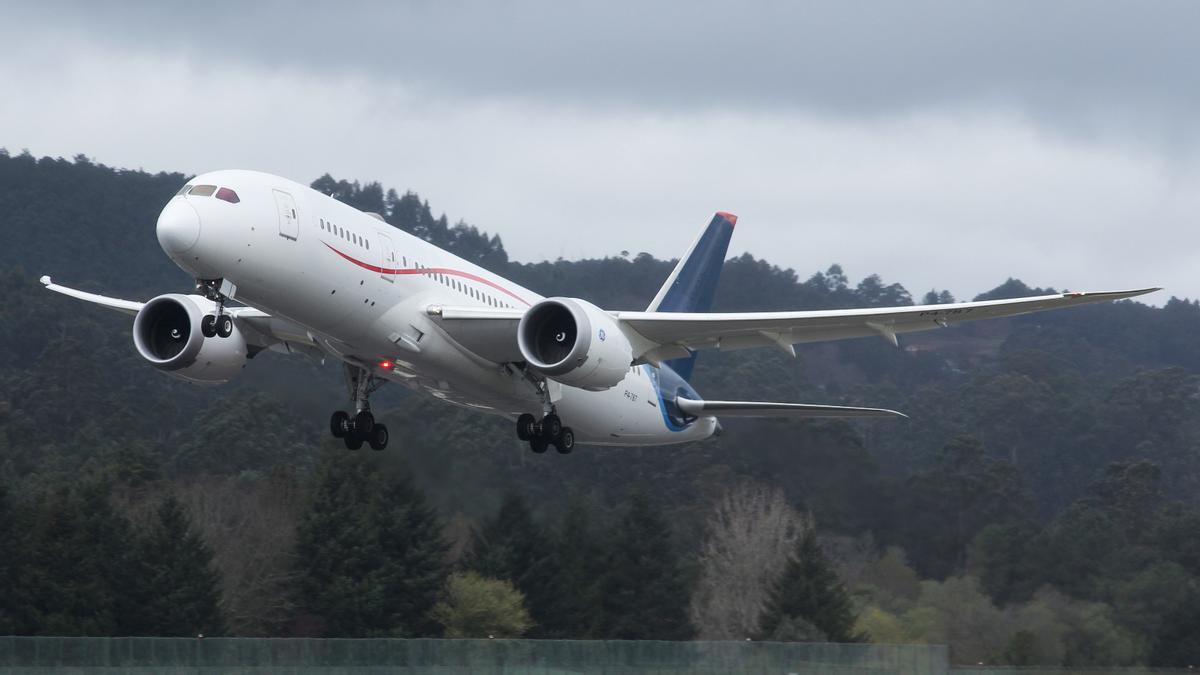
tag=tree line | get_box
[0,454,856,645]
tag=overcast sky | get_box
[3,1,1198,302]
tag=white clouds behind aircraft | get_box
[42,170,1156,453]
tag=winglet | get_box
[39,275,51,286]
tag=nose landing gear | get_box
[197,278,235,338]
[329,364,390,451]
[516,412,575,455]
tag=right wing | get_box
[40,276,316,355]
[677,397,906,419]
[41,275,144,316]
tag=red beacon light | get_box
[378,360,393,370]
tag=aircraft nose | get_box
[156,199,201,254]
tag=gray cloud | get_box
[16,0,1200,141]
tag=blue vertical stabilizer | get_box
[646,211,736,380]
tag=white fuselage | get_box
[160,170,716,446]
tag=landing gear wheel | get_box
[516,413,536,441]
[554,427,575,454]
[529,437,549,454]
[368,424,389,451]
[344,434,363,450]
[330,411,350,438]
[215,314,233,338]
[201,314,217,338]
[541,414,562,439]
[353,410,375,435]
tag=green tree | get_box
[294,453,447,636]
[758,519,860,643]
[901,435,1031,578]
[468,492,557,632]
[595,490,693,640]
[968,521,1041,604]
[430,571,533,638]
[135,495,225,636]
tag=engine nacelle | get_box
[518,297,633,391]
[132,294,248,384]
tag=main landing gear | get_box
[517,412,575,455]
[197,278,234,338]
[329,364,390,451]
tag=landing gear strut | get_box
[197,278,234,338]
[512,371,574,454]
[329,364,390,451]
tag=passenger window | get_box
[189,185,217,197]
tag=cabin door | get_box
[274,189,298,240]
[377,232,397,282]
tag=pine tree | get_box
[22,482,140,635]
[757,520,861,642]
[295,453,447,636]
[595,490,693,640]
[539,498,604,638]
[369,471,450,636]
[467,492,557,633]
[0,486,26,633]
[135,495,225,636]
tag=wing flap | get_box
[426,304,525,363]
[677,397,906,419]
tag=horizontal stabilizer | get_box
[676,397,906,419]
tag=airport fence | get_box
[0,636,948,674]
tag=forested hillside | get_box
[3,150,1200,665]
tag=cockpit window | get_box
[189,185,217,197]
[175,184,193,196]
[215,187,240,204]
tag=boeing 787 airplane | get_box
[42,170,1156,453]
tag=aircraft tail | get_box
[646,211,737,380]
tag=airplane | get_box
[41,170,1157,454]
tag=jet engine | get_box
[132,294,248,384]
[517,297,633,391]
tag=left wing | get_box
[428,287,1158,365]
[616,287,1158,360]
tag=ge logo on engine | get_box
[598,328,606,341]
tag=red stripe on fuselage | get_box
[323,242,531,306]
